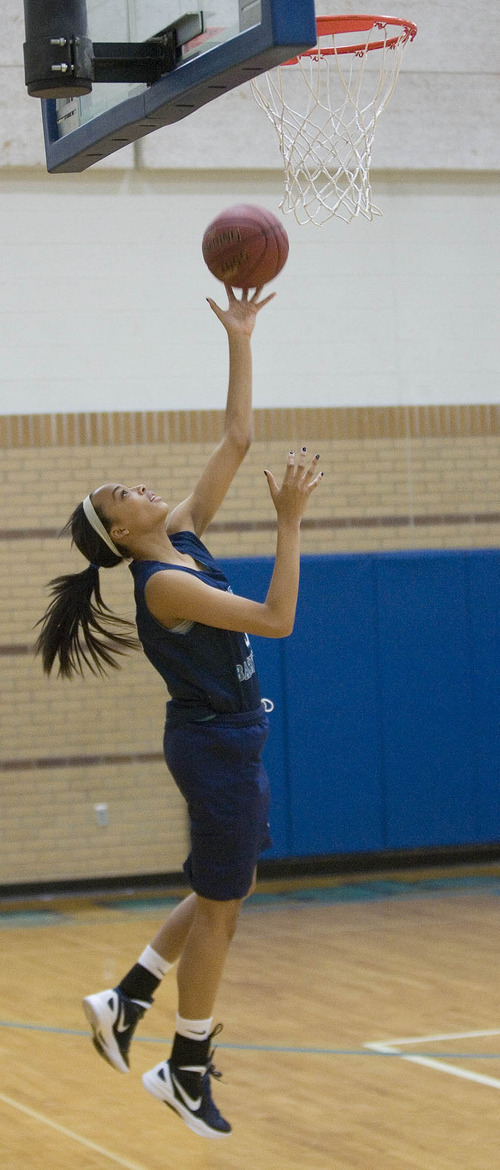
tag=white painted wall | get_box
[0,170,498,414]
[0,2,498,416]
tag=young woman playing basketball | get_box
[36,286,323,1140]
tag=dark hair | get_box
[35,500,139,678]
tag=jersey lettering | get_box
[236,649,256,683]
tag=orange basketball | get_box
[202,204,289,289]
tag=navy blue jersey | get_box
[129,530,261,718]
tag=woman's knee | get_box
[196,894,243,938]
[243,868,257,900]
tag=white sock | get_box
[175,1013,213,1041]
[138,944,173,980]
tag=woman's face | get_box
[91,483,169,545]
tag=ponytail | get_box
[35,501,139,678]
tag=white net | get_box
[251,18,416,226]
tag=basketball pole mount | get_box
[23,0,203,100]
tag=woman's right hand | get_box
[264,448,323,524]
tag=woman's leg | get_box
[81,893,199,1074]
[150,892,198,963]
[175,868,257,1018]
[142,875,257,1138]
[176,894,242,1019]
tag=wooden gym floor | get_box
[1,865,499,1170]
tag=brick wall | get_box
[1,404,499,885]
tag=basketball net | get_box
[251,16,417,226]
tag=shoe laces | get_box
[206,1022,225,1082]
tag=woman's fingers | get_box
[282,448,323,491]
[305,453,321,479]
[266,449,324,517]
[205,296,226,321]
[309,467,324,488]
[264,468,279,500]
[283,450,296,482]
[255,291,276,310]
[289,447,320,480]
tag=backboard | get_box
[39,0,317,173]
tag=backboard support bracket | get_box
[23,5,204,98]
[23,0,318,173]
[94,13,204,86]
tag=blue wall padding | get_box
[282,555,384,856]
[220,550,500,859]
[464,551,500,839]
[375,552,477,848]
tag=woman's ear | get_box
[110,525,129,542]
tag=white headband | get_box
[82,495,122,558]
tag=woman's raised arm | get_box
[167,286,274,538]
[148,449,323,638]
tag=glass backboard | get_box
[41,0,317,173]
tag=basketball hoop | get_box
[251,15,417,226]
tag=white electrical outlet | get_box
[94,802,109,827]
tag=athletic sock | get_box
[116,945,174,1005]
[171,1020,214,1073]
[175,1013,214,1042]
[138,945,173,980]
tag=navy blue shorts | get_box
[163,704,272,901]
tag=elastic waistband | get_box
[166,702,268,729]
[208,704,269,728]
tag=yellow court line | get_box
[0,1089,151,1170]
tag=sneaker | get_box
[142,1026,231,1140]
[82,988,146,1073]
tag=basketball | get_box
[202,204,289,289]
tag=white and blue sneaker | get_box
[82,988,146,1073]
[142,1025,231,1139]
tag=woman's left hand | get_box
[206,285,275,337]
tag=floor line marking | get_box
[365,1038,500,1091]
[0,1089,152,1170]
[400,1055,500,1090]
[2,1018,500,1059]
[367,1027,500,1047]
